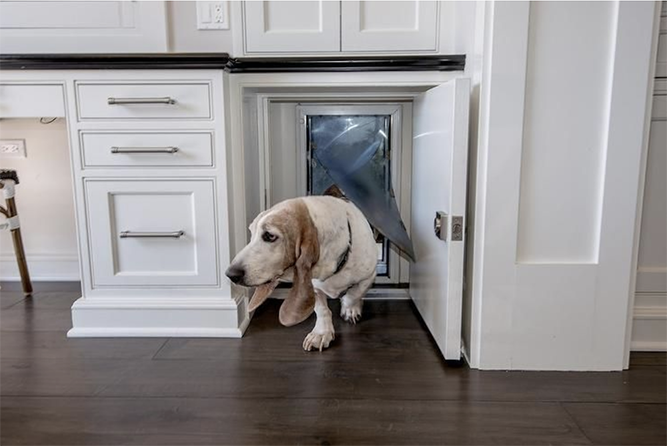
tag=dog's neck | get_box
[332,220,352,276]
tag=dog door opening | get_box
[305,114,391,276]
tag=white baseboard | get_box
[630,341,667,351]
[631,292,667,352]
[69,296,247,338]
[0,253,79,281]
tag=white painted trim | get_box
[69,296,245,338]
[624,1,664,366]
[631,292,667,352]
[631,341,667,352]
[634,306,667,320]
[67,327,244,338]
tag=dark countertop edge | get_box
[226,55,465,73]
[0,53,232,70]
[0,54,465,72]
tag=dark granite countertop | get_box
[0,53,465,72]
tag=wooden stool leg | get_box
[2,185,33,296]
[11,226,33,296]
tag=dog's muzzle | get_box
[225,264,245,284]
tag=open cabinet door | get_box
[410,78,470,360]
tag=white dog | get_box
[226,196,377,351]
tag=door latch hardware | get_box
[434,211,447,241]
[451,216,464,241]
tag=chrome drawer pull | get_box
[107,97,176,105]
[110,146,179,154]
[120,230,184,239]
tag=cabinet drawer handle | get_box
[107,97,176,105]
[120,230,185,239]
[110,146,179,154]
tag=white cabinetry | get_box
[70,71,238,336]
[242,0,440,54]
[341,1,438,52]
[0,1,167,53]
[0,69,245,338]
[85,179,219,287]
[244,1,341,53]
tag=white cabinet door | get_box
[85,180,218,287]
[0,1,167,53]
[244,1,340,53]
[341,1,438,52]
[410,78,470,360]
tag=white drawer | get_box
[85,180,218,287]
[80,131,214,168]
[76,82,212,120]
[0,84,65,118]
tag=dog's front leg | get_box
[303,289,335,352]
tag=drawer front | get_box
[76,82,212,120]
[81,132,214,168]
[85,180,218,287]
[0,84,65,118]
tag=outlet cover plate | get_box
[196,1,229,30]
[0,139,27,158]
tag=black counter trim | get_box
[226,55,465,73]
[0,54,232,70]
[1,54,465,72]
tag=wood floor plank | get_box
[1,358,136,397]
[0,291,26,309]
[0,307,74,332]
[98,358,462,400]
[1,396,591,445]
[0,331,167,360]
[629,352,667,367]
[563,403,667,445]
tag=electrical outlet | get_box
[0,139,27,158]
[197,1,229,30]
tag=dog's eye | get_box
[262,232,278,243]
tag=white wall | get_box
[0,119,79,281]
[167,1,234,53]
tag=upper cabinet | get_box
[341,1,438,52]
[242,0,441,54]
[244,1,341,53]
[0,1,167,53]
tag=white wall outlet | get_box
[196,1,229,30]
[0,139,27,158]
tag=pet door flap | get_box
[309,116,415,261]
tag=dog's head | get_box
[225,199,320,326]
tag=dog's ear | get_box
[248,279,279,312]
[279,201,319,326]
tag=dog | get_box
[225,196,378,351]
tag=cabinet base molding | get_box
[68,297,249,338]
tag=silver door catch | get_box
[434,212,463,242]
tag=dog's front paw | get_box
[303,329,335,352]
[340,301,362,324]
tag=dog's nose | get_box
[225,265,245,284]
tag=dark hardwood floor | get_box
[1,285,665,445]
